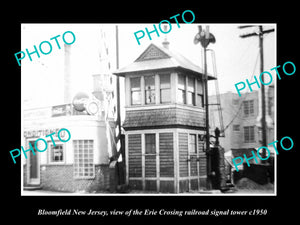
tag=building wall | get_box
[178,131,206,192]
[231,91,259,150]
[209,89,275,158]
[24,164,110,192]
[126,130,175,193]
[126,128,206,193]
[159,132,174,178]
[124,105,205,130]
[23,115,112,165]
[23,107,115,193]
[209,92,233,151]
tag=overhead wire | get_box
[223,49,260,132]
[208,49,225,135]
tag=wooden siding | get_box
[159,133,174,177]
[123,106,205,129]
[160,180,175,193]
[190,179,199,190]
[145,154,156,177]
[198,138,207,176]
[145,180,157,191]
[179,133,188,177]
[128,134,142,177]
[179,180,189,193]
[190,154,198,176]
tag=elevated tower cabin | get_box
[114,42,215,193]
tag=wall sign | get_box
[72,92,89,112]
[24,128,65,138]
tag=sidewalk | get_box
[22,190,79,196]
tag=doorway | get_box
[27,141,40,185]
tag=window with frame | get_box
[233,124,240,131]
[145,75,156,104]
[244,126,255,143]
[196,78,204,107]
[178,74,186,104]
[49,144,64,163]
[232,99,239,105]
[189,134,197,154]
[243,100,254,116]
[187,76,195,105]
[130,77,141,105]
[73,140,94,178]
[145,134,156,154]
[160,74,171,103]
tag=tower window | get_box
[130,77,141,105]
[197,78,204,107]
[187,76,195,106]
[160,74,171,103]
[178,74,186,104]
[145,75,156,104]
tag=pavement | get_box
[22,190,77,195]
[232,188,275,194]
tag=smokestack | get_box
[64,44,72,103]
[162,25,170,49]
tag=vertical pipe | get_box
[203,47,211,190]
[115,25,125,183]
[64,44,71,104]
[116,25,121,142]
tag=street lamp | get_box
[194,25,216,190]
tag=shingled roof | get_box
[113,43,215,80]
[123,107,205,130]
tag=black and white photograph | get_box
[20,23,276,196]
[3,5,298,224]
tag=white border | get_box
[21,23,277,196]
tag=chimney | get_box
[64,44,72,103]
[162,25,170,49]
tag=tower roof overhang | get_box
[113,43,216,80]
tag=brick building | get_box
[114,43,215,193]
[22,74,117,193]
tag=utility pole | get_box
[203,45,211,186]
[194,25,216,189]
[115,25,124,163]
[239,25,274,160]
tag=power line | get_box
[223,50,260,131]
[239,25,274,159]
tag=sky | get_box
[21,23,276,109]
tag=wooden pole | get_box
[239,26,274,161]
[203,46,212,189]
[116,25,122,141]
[259,25,267,160]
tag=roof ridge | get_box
[154,44,204,73]
[113,43,216,80]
